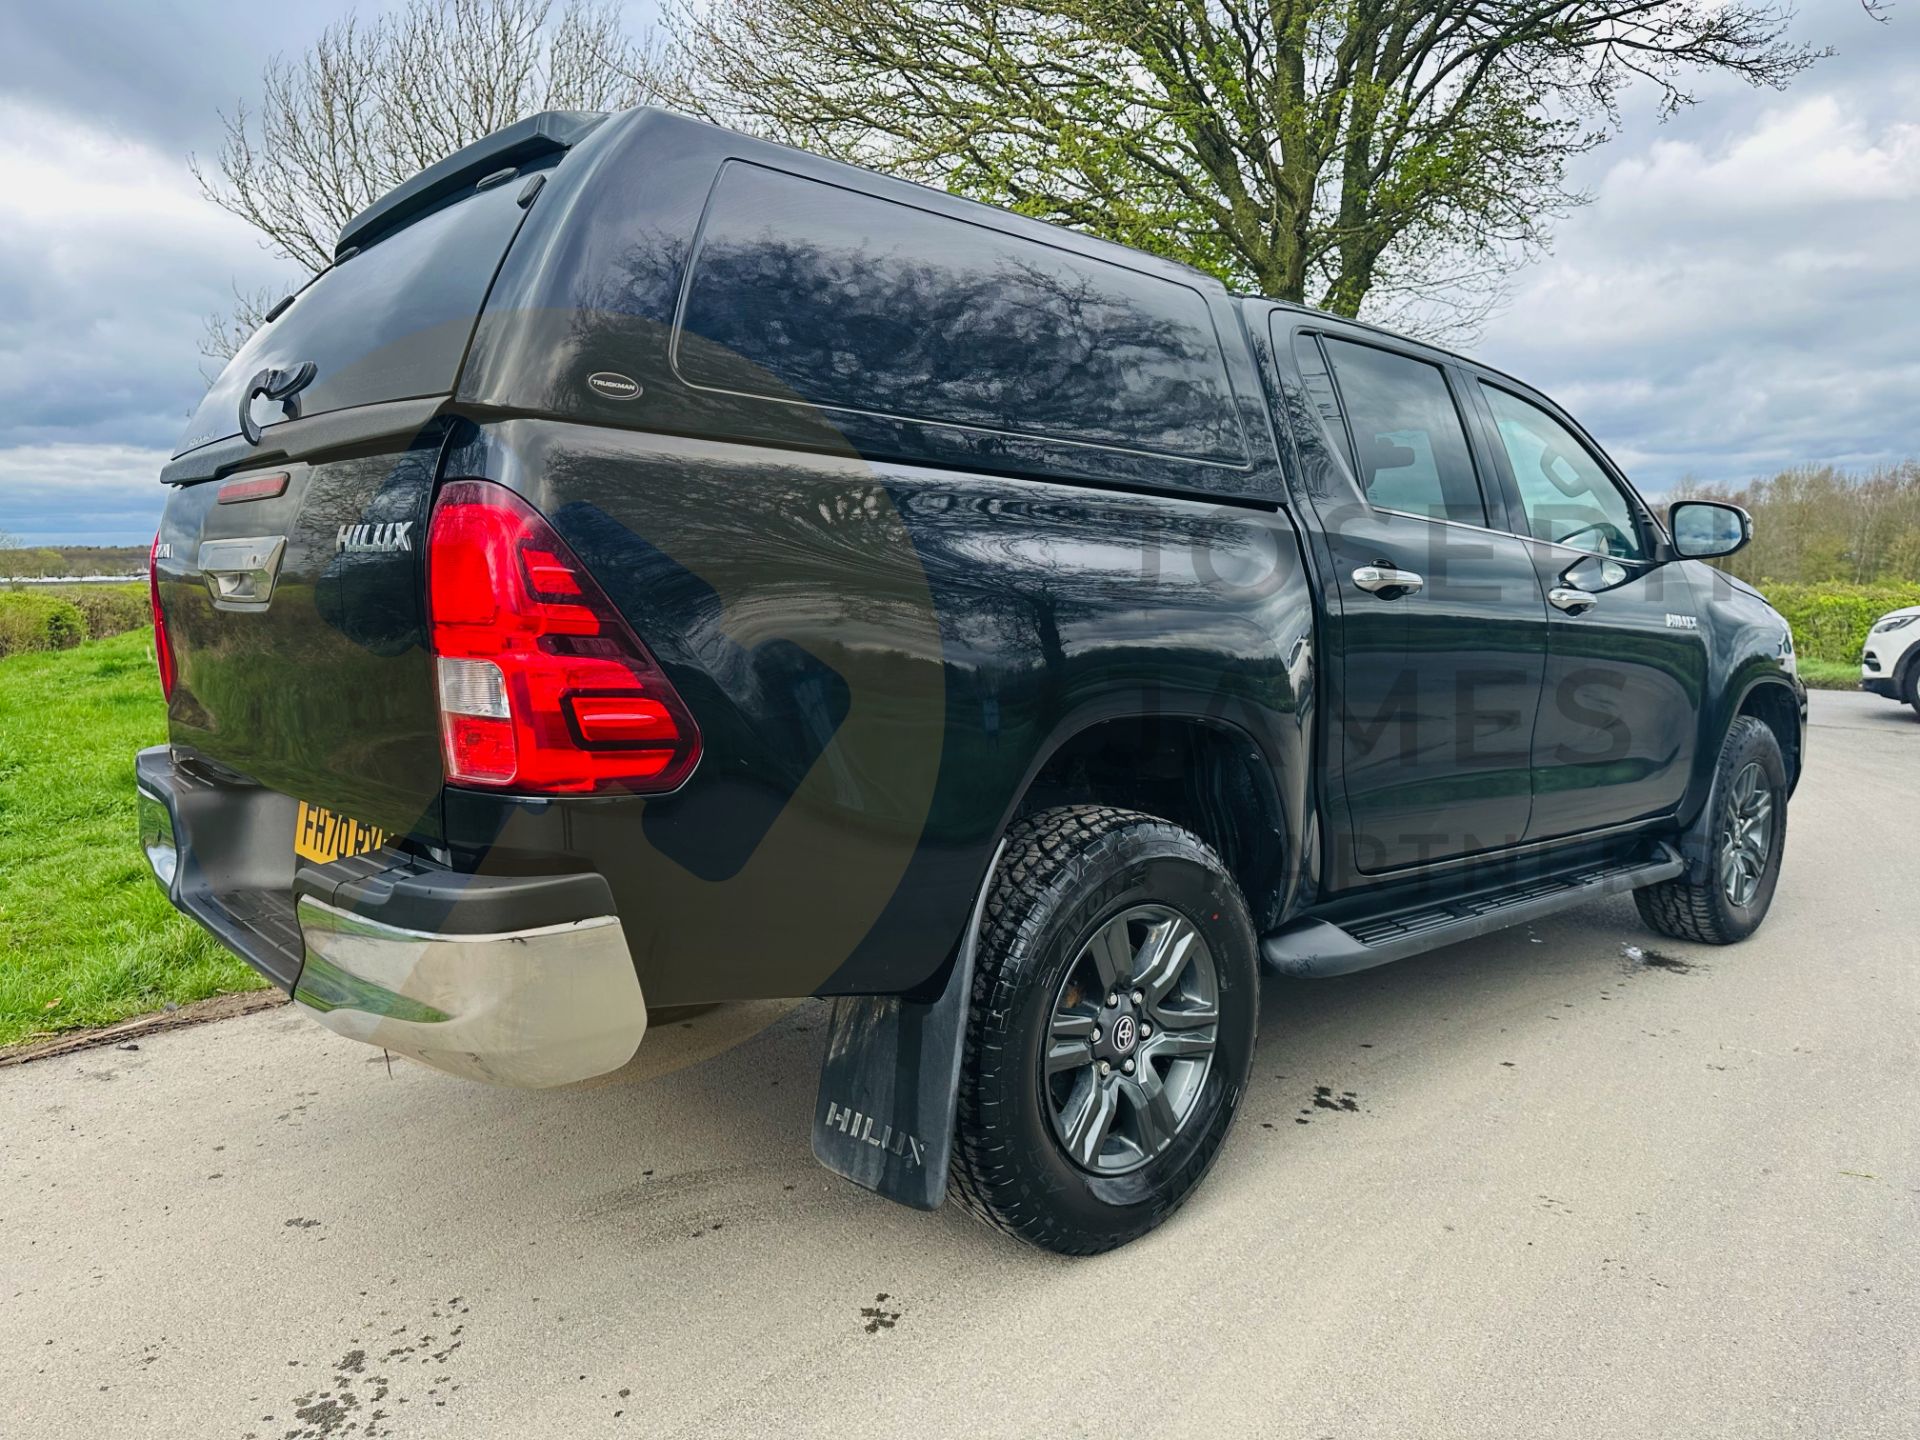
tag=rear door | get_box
[1283,326,1550,876]
[1465,377,1708,839]
[156,167,542,843]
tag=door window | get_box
[1483,386,1645,560]
[1320,339,1487,525]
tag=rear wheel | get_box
[951,806,1259,1254]
[1635,716,1788,944]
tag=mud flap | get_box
[811,842,1004,1211]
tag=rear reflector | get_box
[217,472,289,504]
[149,532,176,700]
[426,480,700,794]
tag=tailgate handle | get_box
[199,536,288,611]
[239,361,317,445]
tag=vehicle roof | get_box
[614,107,1236,293]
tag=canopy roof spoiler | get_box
[334,109,609,261]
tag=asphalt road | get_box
[5,690,1916,1439]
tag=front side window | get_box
[1321,338,1487,525]
[1483,386,1645,560]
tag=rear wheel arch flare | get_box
[1009,713,1291,931]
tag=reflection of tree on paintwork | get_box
[672,169,1246,465]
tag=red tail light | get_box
[426,480,700,793]
[149,531,176,700]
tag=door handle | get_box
[1352,565,1424,597]
[1548,586,1597,615]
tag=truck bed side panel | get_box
[441,418,1313,1006]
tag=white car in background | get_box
[1861,606,1920,718]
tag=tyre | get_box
[950,805,1259,1255]
[1635,716,1788,945]
[1903,660,1920,721]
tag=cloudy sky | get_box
[1,0,1915,544]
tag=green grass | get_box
[1795,656,1864,691]
[0,630,263,1048]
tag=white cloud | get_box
[1473,92,1920,490]
[0,97,293,464]
[1608,95,1920,217]
[0,442,173,544]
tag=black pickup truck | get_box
[138,107,1805,1254]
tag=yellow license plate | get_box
[294,800,389,865]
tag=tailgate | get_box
[156,434,447,842]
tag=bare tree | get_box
[194,0,662,360]
[665,0,1830,337]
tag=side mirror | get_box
[1668,500,1751,560]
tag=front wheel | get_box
[1635,715,1788,944]
[950,806,1259,1254]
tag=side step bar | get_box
[1261,844,1683,978]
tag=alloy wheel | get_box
[1719,760,1775,908]
[1042,904,1220,1176]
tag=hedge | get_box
[58,584,149,643]
[0,592,87,658]
[0,584,150,659]
[1761,581,1920,666]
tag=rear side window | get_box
[673,162,1249,466]
[1321,338,1487,525]
[176,179,532,455]
[1291,333,1356,475]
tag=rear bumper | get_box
[293,899,645,1087]
[135,745,646,1087]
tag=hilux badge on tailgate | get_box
[336,521,414,554]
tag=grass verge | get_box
[0,630,263,1049]
[1795,656,1863,691]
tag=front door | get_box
[1468,379,1709,839]
[1289,331,1549,875]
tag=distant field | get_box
[0,630,262,1049]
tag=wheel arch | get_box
[1677,680,1801,885]
[1734,676,1804,793]
[1891,636,1920,703]
[1007,709,1298,932]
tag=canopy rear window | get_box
[175,178,530,457]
